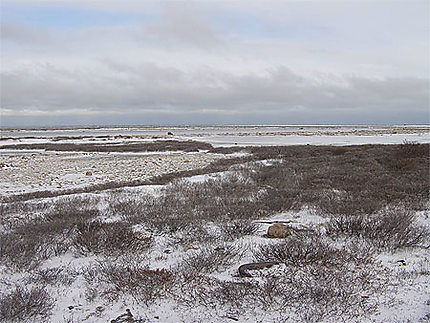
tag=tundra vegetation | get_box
[0,142,429,322]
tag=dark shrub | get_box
[179,244,244,274]
[99,262,174,305]
[0,285,54,322]
[73,220,153,255]
[253,232,344,267]
[219,220,259,240]
[325,206,428,250]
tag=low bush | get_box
[249,233,384,321]
[73,220,153,256]
[0,285,54,322]
[99,262,174,305]
[0,143,428,322]
[253,232,348,267]
[179,244,245,274]
[0,199,101,269]
[219,220,259,240]
[396,140,429,159]
[28,267,74,286]
[170,270,257,312]
[0,225,70,270]
[325,206,428,250]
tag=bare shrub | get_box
[251,144,428,215]
[0,198,101,269]
[0,201,52,230]
[219,220,258,240]
[213,280,256,310]
[4,144,429,213]
[171,223,219,245]
[0,285,54,322]
[253,232,346,267]
[99,262,174,305]
[171,271,218,307]
[0,225,70,270]
[250,235,384,321]
[173,246,382,322]
[0,233,41,270]
[379,141,429,171]
[171,271,256,311]
[73,220,153,256]
[107,197,142,219]
[325,207,428,250]
[276,264,380,322]
[179,244,245,274]
[28,267,74,286]
[130,176,263,241]
[317,191,384,216]
[396,141,429,159]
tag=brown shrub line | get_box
[0,139,212,153]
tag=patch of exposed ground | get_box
[0,151,223,196]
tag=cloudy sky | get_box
[1,0,429,127]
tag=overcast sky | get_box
[1,0,429,127]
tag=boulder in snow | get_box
[267,223,291,238]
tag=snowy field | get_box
[0,126,429,322]
[0,151,223,196]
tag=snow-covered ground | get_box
[189,132,430,147]
[0,151,223,196]
[2,188,428,323]
[2,125,429,146]
[0,126,429,322]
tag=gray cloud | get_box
[143,4,220,48]
[1,1,429,126]
[0,22,55,48]
[2,62,428,125]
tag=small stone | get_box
[96,306,105,312]
[267,223,291,238]
[85,171,92,176]
[68,306,74,310]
